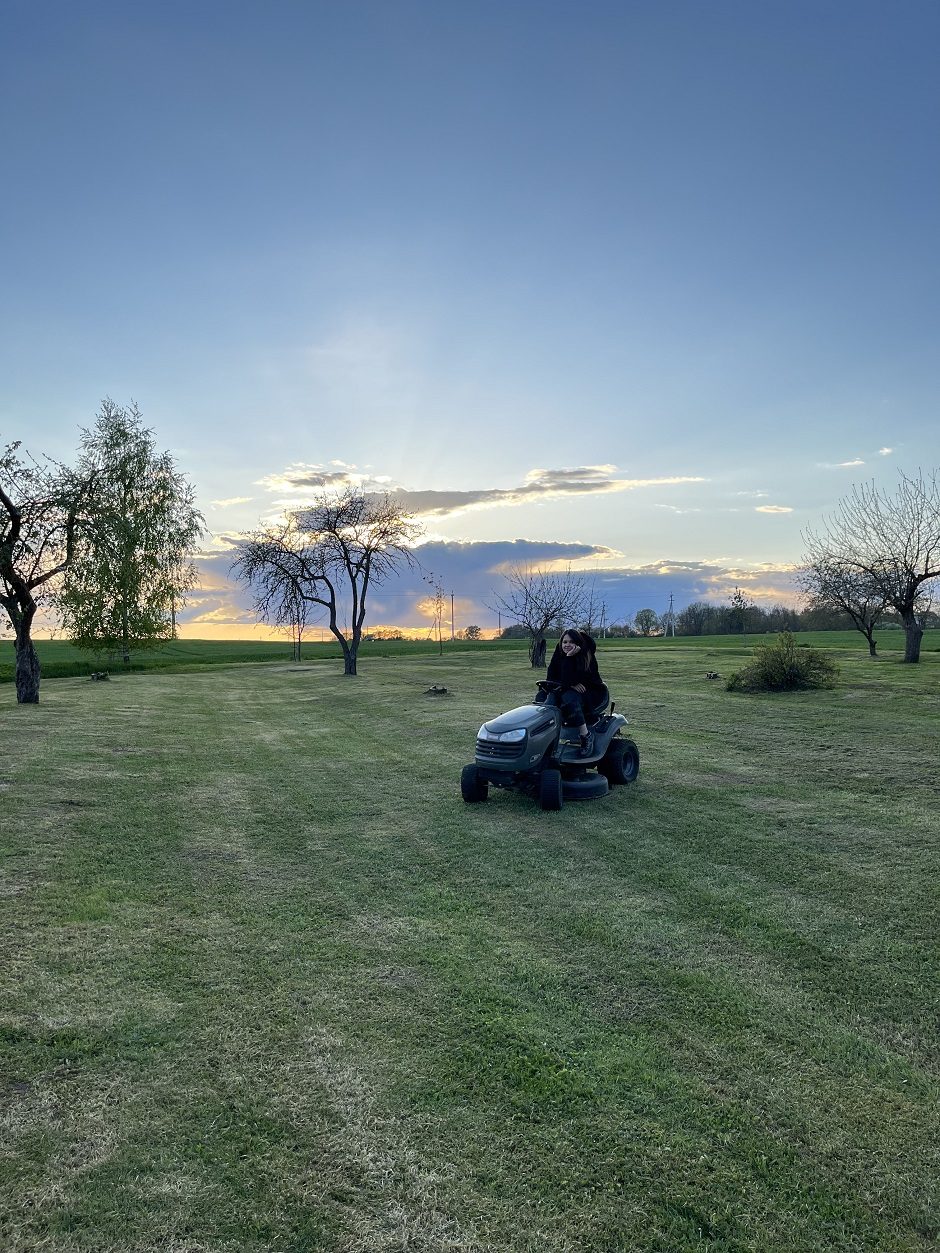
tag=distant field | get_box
[4,627,939,684]
[1,646,938,1250]
[1,635,498,681]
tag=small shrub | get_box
[726,632,838,693]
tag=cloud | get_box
[527,465,617,484]
[210,496,254,509]
[255,460,706,520]
[177,539,803,637]
[185,605,257,625]
[878,447,893,456]
[256,463,384,494]
[197,533,243,555]
[754,505,793,514]
[819,458,865,469]
[390,467,706,518]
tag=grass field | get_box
[4,627,939,686]
[2,644,938,1251]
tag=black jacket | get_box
[546,635,605,696]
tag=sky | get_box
[3,0,938,638]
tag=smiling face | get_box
[560,633,580,656]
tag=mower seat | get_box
[584,685,610,725]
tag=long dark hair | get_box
[559,628,593,673]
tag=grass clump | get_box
[727,631,839,692]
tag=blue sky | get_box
[3,0,938,635]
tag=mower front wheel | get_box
[539,768,564,811]
[461,764,489,803]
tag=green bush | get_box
[726,631,839,693]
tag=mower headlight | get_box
[477,724,526,743]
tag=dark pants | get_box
[534,688,586,726]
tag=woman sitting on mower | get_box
[539,629,606,756]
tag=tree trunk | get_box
[343,649,358,675]
[901,612,923,663]
[864,628,878,658]
[14,631,40,703]
[530,635,547,667]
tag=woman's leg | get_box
[560,692,591,747]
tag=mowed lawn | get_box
[1,646,938,1252]
[6,627,939,686]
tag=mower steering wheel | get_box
[536,680,561,692]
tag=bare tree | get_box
[804,470,940,663]
[421,574,446,654]
[729,586,755,641]
[0,442,94,703]
[798,542,890,657]
[233,489,421,675]
[281,586,313,662]
[490,565,586,667]
[579,580,600,634]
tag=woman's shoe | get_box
[578,732,594,757]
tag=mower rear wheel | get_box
[539,768,564,811]
[599,738,640,785]
[461,764,489,803]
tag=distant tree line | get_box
[498,597,939,644]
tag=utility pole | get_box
[451,590,455,640]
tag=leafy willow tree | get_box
[803,470,940,663]
[233,488,421,676]
[59,400,204,663]
[0,442,94,703]
[490,565,586,667]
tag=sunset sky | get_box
[3,1,938,638]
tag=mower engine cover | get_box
[474,702,559,772]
